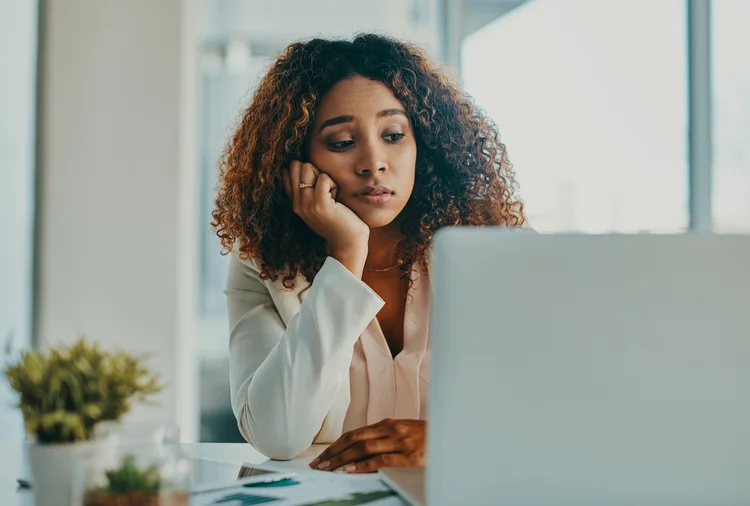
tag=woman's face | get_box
[307,76,417,230]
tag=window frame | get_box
[444,0,715,233]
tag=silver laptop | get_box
[381,231,750,506]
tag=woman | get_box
[213,34,525,473]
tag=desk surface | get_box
[0,441,327,506]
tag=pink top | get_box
[344,265,431,431]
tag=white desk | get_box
[0,441,328,506]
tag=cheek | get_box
[398,147,418,192]
[309,149,350,180]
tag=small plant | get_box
[102,456,161,494]
[83,456,160,506]
[83,456,188,506]
[4,337,162,443]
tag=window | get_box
[712,0,750,232]
[198,42,270,321]
[462,0,688,233]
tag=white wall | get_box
[0,0,38,440]
[37,0,199,439]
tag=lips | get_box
[354,184,394,205]
[356,184,394,196]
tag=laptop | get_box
[381,230,750,506]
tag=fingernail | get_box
[343,465,357,473]
[309,458,319,468]
[316,460,330,470]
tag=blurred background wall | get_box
[0,0,38,438]
[0,0,748,442]
[36,0,198,438]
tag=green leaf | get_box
[3,337,163,443]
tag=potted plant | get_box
[4,338,162,506]
[82,454,188,506]
[83,455,161,506]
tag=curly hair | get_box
[213,33,525,288]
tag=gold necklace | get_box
[364,263,400,273]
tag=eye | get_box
[384,133,405,143]
[328,139,354,150]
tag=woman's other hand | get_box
[308,419,426,474]
[282,161,370,277]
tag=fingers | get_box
[299,163,320,207]
[330,181,338,201]
[288,161,320,211]
[314,173,334,205]
[300,162,320,185]
[310,424,389,470]
[310,428,387,470]
[317,172,339,201]
[323,437,403,472]
[343,453,409,474]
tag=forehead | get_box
[314,76,405,123]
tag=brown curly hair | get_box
[213,33,525,288]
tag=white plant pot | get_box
[28,435,118,506]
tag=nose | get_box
[355,138,388,176]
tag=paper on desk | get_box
[189,467,407,506]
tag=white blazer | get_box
[227,254,432,460]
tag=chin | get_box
[361,213,399,229]
[355,208,403,230]
[343,196,407,230]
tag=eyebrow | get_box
[317,108,408,133]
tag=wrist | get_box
[330,243,368,278]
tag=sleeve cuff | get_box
[314,256,384,304]
[305,257,385,335]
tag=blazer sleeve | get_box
[226,254,384,460]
